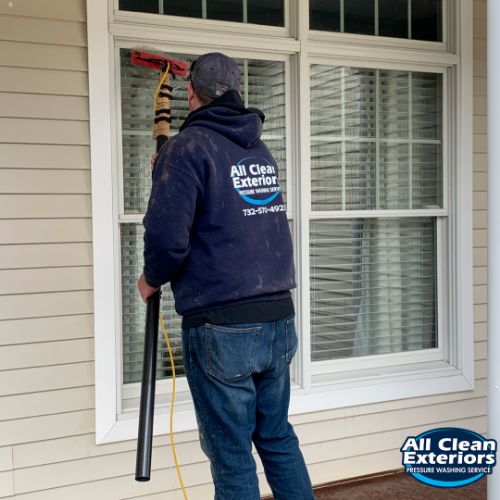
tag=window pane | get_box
[119,0,284,26]
[379,70,409,139]
[310,217,437,361]
[207,0,243,22]
[344,0,375,35]
[309,0,442,42]
[310,0,341,32]
[120,48,287,214]
[310,64,442,211]
[121,223,183,383]
[120,49,188,214]
[345,142,377,210]
[248,0,284,27]
[412,72,442,140]
[344,68,377,138]
[164,0,202,18]
[378,0,408,38]
[412,0,442,42]
[119,0,159,14]
[379,143,410,209]
[412,143,442,209]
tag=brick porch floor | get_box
[263,470,487,500]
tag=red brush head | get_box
[130,51,189,77]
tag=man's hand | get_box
[150,153,158,172]
[137,273,159,303]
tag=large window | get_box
[309,65,442,364]
[119,48,287,385]
[89,0,474,442]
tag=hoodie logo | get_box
[230,156,281,206]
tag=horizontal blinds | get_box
[121,224,183,383]
[310,217,437,361]
[310,64,442,211]
[245,59,287,199]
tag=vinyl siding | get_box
[0,1,488,499]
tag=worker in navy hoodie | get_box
[137,52,314,500]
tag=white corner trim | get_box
[454,0,474,390]
[487,1,500,498]
[87,0,121,444]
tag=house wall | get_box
[0,0,487,498]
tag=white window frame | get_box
[88,0,473,444]
[305,61,448,382]
[116,42,294,415]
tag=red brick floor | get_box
[263,470,487,500]
[314,471,486,500]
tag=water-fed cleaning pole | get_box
[132,51,188,482]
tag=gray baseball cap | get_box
[189,52,241,99]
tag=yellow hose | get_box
[154,62,187,498]
[159,312,189,500]
[154,63,170,111]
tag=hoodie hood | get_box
[179,90,265,149]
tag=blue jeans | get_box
[182,316,314,500]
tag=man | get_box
[137,52,314,500]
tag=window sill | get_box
[97,361,473,444]
[293,360,473,415]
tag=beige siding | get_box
[0,1,488,499]
[0,2,95,497]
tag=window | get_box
[88,0,473,443]
[119,48,287,387]
[307,63,445,382]
[118,0,285,26]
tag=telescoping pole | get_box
[135,136,167,482]
[135,68,170,482]
[135,289,161,481]
[132,55,183,481]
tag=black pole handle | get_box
[156,135,168,152]
[135,289,161,482]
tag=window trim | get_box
[88,0,474,444]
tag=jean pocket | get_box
[285,317,298,364]
[205,323,262,381]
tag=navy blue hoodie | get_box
[143,91,296,316]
